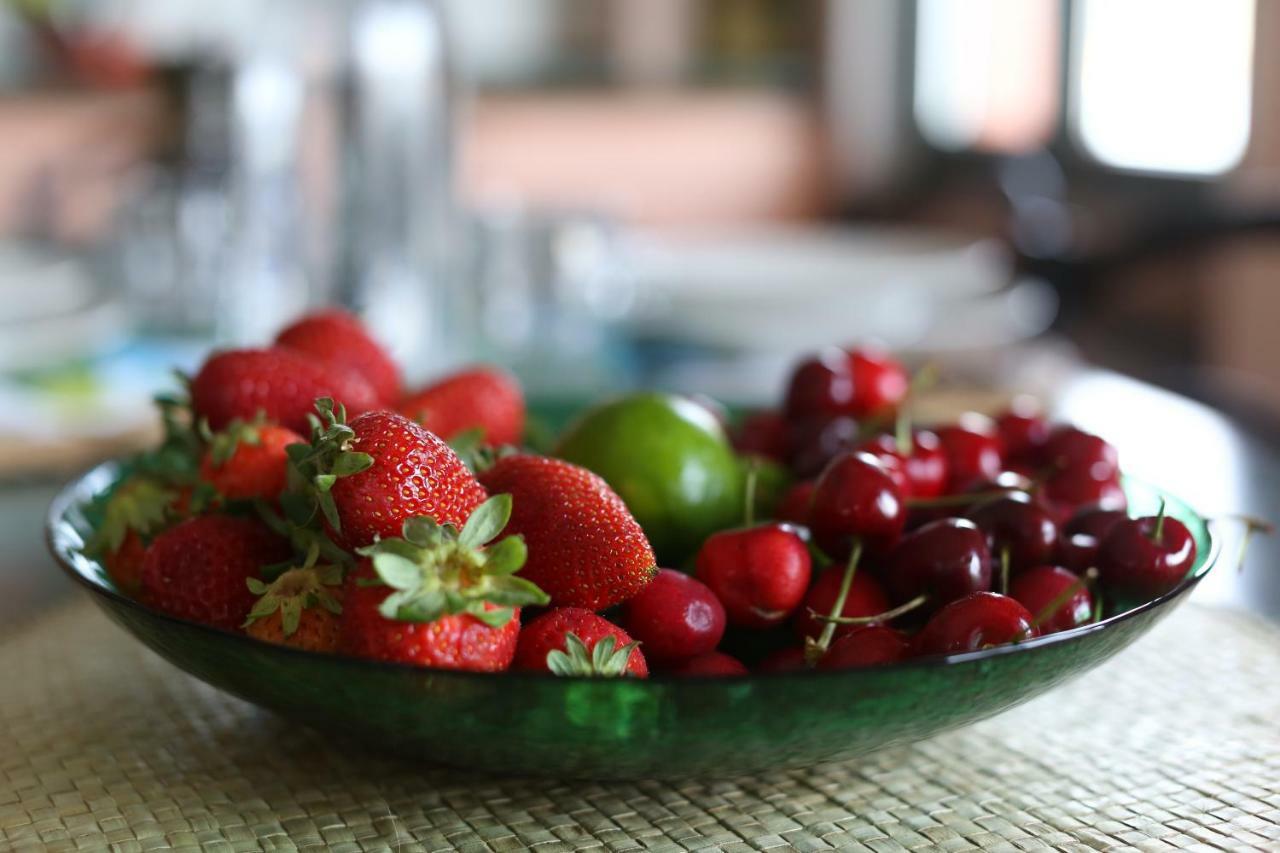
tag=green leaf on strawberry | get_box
[243,565,343,636]
[283,398,374,532]
[356,495,549,628]
[83,477,178,557]
[546,633,641,678]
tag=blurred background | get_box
[2,0,1277,618]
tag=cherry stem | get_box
[906,487,1020,509]
[743,460,759,528]
[1210,513,1275,574]
[1150,497,1167,544]
[1030,567,1099,630]
[1091,586,1104,623]
[807,540,863,665]
[811,594,928,626]
[999,547,1010,596]
[894,404,912,457]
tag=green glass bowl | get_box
[47,462,1218,780]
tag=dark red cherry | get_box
[884,517,992,612]
[858,430,949,499]
[1066,506,1130,540]
[967,492,1059,573]
[1009,565,1093,634]
[935,415,1003,493]
[784,348,857,420]
[733,410,789,462]
[809,451,906,558]
[774,480,815,525]
[787,414,861,479]
[1098,512,1197,599]
[913,592,1038,657]
[1042,468,1127,524]
[845,347,909,417]
[792,566,890,641]
[669,651,749,677]
[995,396,1050,464]
[817,625,911,669]
[1056,508,1129,572]
[757,646,809,673]
[696,523,812,629]
[1044,427,1119,480]
[623,569,726,666]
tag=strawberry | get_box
[289,402,488,549]
[276,309,401,404]
[243,565,343,652]
[513,608,648,677]
[191,347,379,434]
[399,366,525,447]
[199,418,304,502]
[338,498,548,670]
[477,454,657,611]
[141,515,291,631]
[84,476,185,596]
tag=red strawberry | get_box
[199,419,304,501]
[399,366,525,447]
[276,309,402,404]
[191,347,379,434]
[243,566,344,652]
[85,476,186,596]
[338,499,547,670]
[477,454,657,611]
[294,404,488,550]
[141,515,291,631]
[513,608,648,677]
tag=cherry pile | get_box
[692,345,1202,673]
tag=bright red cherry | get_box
[1044,427,1119,480]
[786,414,861,479]
[757,646,808,673]
[1042,467,1127,524]
[774,480,815,525]
[1009,565,1093,634]
[935,415,1003,493]
[884,517,992,613]
[792,566,890,641]
[845,348,909,417]
[669,651,749,677]
[913,592,1038,657]
[967,492,1059,573]
[995,396,1050,464]
[623,569,726,666]
[733,410,789,463]
[784,348,857,420]
[817,625,912,669]
[858,430,949,499]
[1097,511,1197,600]
[696,523,812,629]
[809,452,906,559]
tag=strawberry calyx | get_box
[244,565,343,636]
[253,499,353,578]
[84,476,179,558]
[199,414,269,469]
[283,398,374,532]
[545,633,642,678]
[355,494,549,628]
[447,427,517,474]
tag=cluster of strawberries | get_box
[83,311,1201,678]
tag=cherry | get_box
[1042,467,1126,524]
[995,396,1050,464]
[967,492,1059,575]
[1044,427,1119,480]
[809,451,907,559]
[1097,505,1197,599]
[696,523,812,629]
[623,569,726,666]
[757,646,809,673]
[792,565,891,641]
[787,414,861,479]
[1009,565,1093,634]
[935,415,1003,493]
[858,430,949,499]
[784,348,857,420]
[817,625,912,670]
[845,347,909,417]
[1056,507,1129,572]
[733,410,789,463]
[884,517,992,613]
[913,592,1038,657]
[774,480,815,525]
[668,651,749,677]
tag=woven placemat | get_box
[1,601,1277,853]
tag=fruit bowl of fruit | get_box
[47,311,1220,780]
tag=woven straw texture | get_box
[1,600,1278,852]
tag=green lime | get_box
[555,392,743,565]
